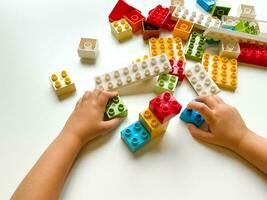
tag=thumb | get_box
[187,124,214,144]
[102,118,123,133]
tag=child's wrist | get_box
[60,129,84,150]
[232,129,253,153]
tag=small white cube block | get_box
[239,4,256,19]
[77,38,98,59]
[219,40,240,59]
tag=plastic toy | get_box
[147,5,171,28]
[235,20,258,35]
[110,18,133,42]
[108,0,137,22]
[197,0,216,12]
[124,9,145,32]
[163,17,177,31]
[239,4,256,19]
[219,40,240,58]
[154,74,178,94]
[210,0,231,19]
[169,59,185,82]
[185,32,206,61]
[105,96,128,119]
[142,21,160,40]
[180,108,205,127]
[172,19,194,40]
[77,38,98,59]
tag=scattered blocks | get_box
[108,0,137,22]
[219,40,240,58]
[169,59,185,82]
[124,9,145,32]
[49,70,76,99]
[185,63,220,96]
[147,5,171,28]
[172,19,193,41]
[210,0,231,19]
[185,32,206,61]
[154,74,178,94]
[121,121,151,152]
[110,18,133,42]
[142,21,160,40]
[105,96,128,120]
[94,54,172,91]
[202,53,238,91]
[180,108,204,127]
[77,38,98,59]
[239,4,256,19]
[197,0,216,12]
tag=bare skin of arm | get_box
[11,89,122,200]
[186,95,267,175]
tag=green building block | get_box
[154,74,178,94]
[210,0,231,19]
[105,96,128,120]
[185,32,206,61]
[206,37,220,45]
[235,20,257,35]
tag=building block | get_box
[172,19,193,41]
[206,37,220,45]
[197,0,216,12]
[108,0,137,22]
[185,63,220,96]
[219,40,240,58]
[94,54,172,91]
[239,4,256,19]
[147,5,171,28]
[235,20,258,35]
[105,96,128,120]
[154,74,178,94]
[210,0,231,19]
[142,21,160,40]
[202,53,238,91]
[163,17,177,31]
[110,18,133,42]
[185,32,206,61]
[149,37,185,61]
[121,121,151,152]
[180,108,204,127]
[124,9,145,33]
[169,59,185,82]
[139,109,169,139]
[49,70,76,98]
[238,43,267,67]
[170,0,184,7]
[171,6,221,31]
[77,38,98,59]
[149,91,182,123]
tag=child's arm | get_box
[11,89,122,200]
[187,95,267,174]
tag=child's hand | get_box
[62,89,123,146]
[186,95,250,151]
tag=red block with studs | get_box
[162,17,177,31]
[147,5,171,28]
[169,59,185,82]
[124,9,146,32]
[149,91,182,123]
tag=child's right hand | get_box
[186,95,251,151]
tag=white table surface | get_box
[1,0,267,199]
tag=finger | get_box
[92,89,102,99]
[101,118,123,133]
[213,95,225,104]
[187,101,214,123]
[81,91,92,103]
[187,124,214,144]
[195,95,218,108]
[98,90,118,106]
[75,98,82,110]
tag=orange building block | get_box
[172,19,193,41]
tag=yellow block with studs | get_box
[110,18,133,42]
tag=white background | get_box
[1,0,267,199]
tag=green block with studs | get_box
[235,20,257,35]
[105,96,128,120]
[185,32,206,61]
[154,74,178,94]
[210,0,231,19]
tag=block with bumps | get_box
[185,32,206,61]
[77,38,98,59]
[142,21,160,40]
[139,109,169,139]
[108,0,137,22]
[202,53,238,91]
[49,70,76,98]
[169,59,185,82]
[219,40,240,59]
[148,37,185,61]
[105,96,128,120]
[94,54,172,91]
[149,91,182,123]
[210,0,231,19]
[170,0,184,7]
[163,18,177,31]
[124,9,145,32]
[185,63,220,96]
[154,74,178,94]
[110,18,133,42]
[235,20,258,35]
[197,0,216,12]
[147,5,171,28]
[180,108,204,127]
[121,121,151,152]
[172,19,193,41]
[239,4,256,19]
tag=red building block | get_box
[149,91,182,123]
[162,17,177,31]
[169,59,185,82]
[142,21,160,40]
[147,5,171,28]
[238,43,267,67]
[124,9,145,32]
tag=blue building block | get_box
[180,108,205,127]
[197,0,216,12]
[121,121,151,152]
[206,37,220,45]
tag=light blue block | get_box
[180,108,205,127]
[197,0,216,12]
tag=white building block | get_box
[239,4,256,19]
[77,38,98,59]
[171,0,184,6]
[219,40,240,58]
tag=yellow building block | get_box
[202,53,238,91]
[110,18,133,42]
[148,37,185,61]
[139,109,169,139]
[172,19,193,41]
[49,70,76,98]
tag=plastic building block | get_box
[139,109,169,139]
[108,0,137,22]
[49,70,76,98]
[180,108,204,127]
[110,18,133,42]
[124,9,145,32]
[149,37,185,61]
[185,32,206,61]
[163,17,177,31]
[210,0,231,19]
[235,20,258,35]
[149,91,182,123]
[238,43,267,67]
[185,63,220,96]
[77,38,98,59]
[239,4,256,19]
[147,5,171,28]
[154,74,178,94]
[197,0,216,12]
[219,40,240,58]
[170,0,184,7]
[206,37,220,45]
[105,96,128,120]
[202,53,238,91]
[171,6,221,31]
[169,59,185,82]
[121,121,151,152]
[142,21,160,40]
[172,19,193,41]
[94,54,171,91]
